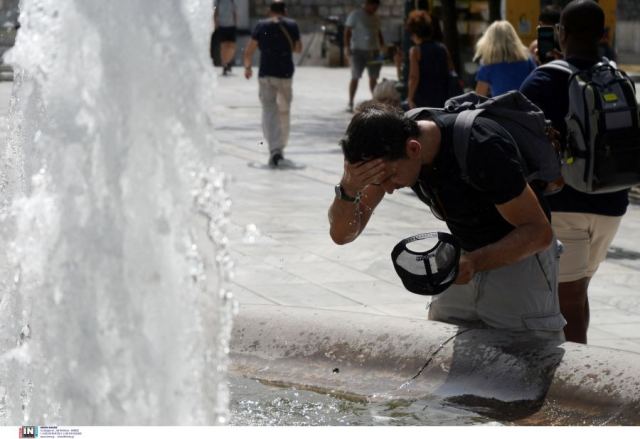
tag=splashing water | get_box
[0,0,235,425]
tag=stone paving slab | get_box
[209,66,640,355]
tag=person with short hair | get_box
[474,20,536,97]
[520,0,628,344]
[328,103,565,339]
[214,0,237,76]
[243,0,302,169]
[344,0,385,112]
[529,4,562,64]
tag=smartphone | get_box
[537,25,556,63]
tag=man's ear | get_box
[406,138,422,158]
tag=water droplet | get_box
[20,324,31,340]
[242,223,260,243]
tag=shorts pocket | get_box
[522,313,566,331]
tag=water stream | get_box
[0,0,234,425]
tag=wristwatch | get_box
[334,184,360,203]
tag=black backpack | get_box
[406,91,564,194]
[540,58,640,193]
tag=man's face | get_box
[373,157,421,194]
[555,23,568,53]
[364,3,379,14]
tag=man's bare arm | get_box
[328,159,387,245]
[243,38,258,79]
[455,184,553,283]
[293,39,303,54]
[344,27,352,56]
[329,185,385,244]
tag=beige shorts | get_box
[552,212,622,283]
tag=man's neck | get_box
[417,120,441,166]
[564,44,599,62]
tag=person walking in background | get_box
[243,0,302,169]
[529,5,562,65]
[474,20,536,97]
[520,0,628,344]
[344,0,385,112]
[405,10,451,109]
[214,0,237,76]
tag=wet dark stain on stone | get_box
[607,246,640,260]
[446,394,545,422]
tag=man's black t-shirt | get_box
[519,58,628,216]
[251,17,300,79]
[410,112,551,251]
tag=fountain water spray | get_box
[0,0,234,425]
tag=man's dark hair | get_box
[539,5,561,25]
[561,0,604,44]
[270,0,286,14]
[365,0,381,6]
[340,102,420,164]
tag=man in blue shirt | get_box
[520,0,628,344]
[243,1,302,169]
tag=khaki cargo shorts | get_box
[428,240,566,340]
[552,212,622,283]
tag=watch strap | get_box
[335,184,360,203]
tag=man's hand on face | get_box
[340,158,387,196]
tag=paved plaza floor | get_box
[210,65,640,354]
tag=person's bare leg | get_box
[558,277,591,343]
[221,42,236,70]
[369,76,378,93]
[349,78,358,110]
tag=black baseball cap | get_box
[391,232,461,296]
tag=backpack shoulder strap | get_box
[453,108,484,189]
[538,59,576,75]
[405,107,441,121]
[277,19,294,52]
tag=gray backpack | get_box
[406,91,564,194]
[540,58,640,193]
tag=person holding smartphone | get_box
[529,5,562,65]
[520,0,628,344]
